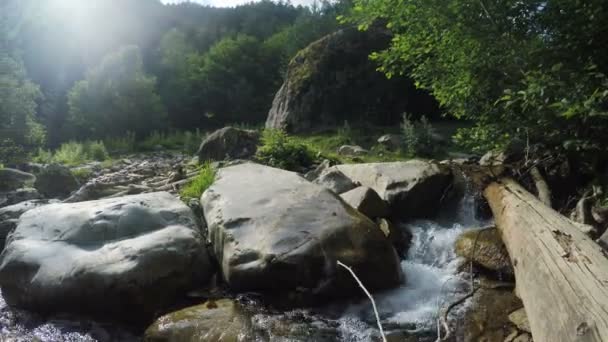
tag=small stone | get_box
[337,145,368,156]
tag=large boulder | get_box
[0,192,213,321]
[0,168,35,192]
[196,127,260,162]
[202,163,402,295]
[455,227,514,277]
[330,161,452,218]
[34,164,79,198]
[265,27,438,132]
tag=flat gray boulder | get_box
[331,161,452,218]
[0,192,213,321]
[202,163,402,295]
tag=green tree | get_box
[0,54,44,147]
[345,0,608,153]
[190,34,280,124]
[67,45,167,139]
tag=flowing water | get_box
[0,174,487,341]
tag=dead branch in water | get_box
[337,260,387,342]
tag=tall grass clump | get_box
[34,140,110,166]
[180,162,216,200]
[104,132,136,154]
[402,114,439,158]
[255,129,315,171]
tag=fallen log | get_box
[484,178,608,342]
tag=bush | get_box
[104,132,136,154]
[34,140,110,166]
[180,162,216,200]
[0,139,27,166]
[255,129,315,171]
[402,114,439,158]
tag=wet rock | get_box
[34,164,79,198]
[463,287,523,342]
[377,218,410,257]
[314,168,357,194]
[479,151,507,167]
[330,161,452,219]
[341,186,389,219]
[508,307,531,333]
[144,299,246,342]
[454,227,514,277]
[377,134,402,151]
[196,126,259,162]
[0,169,35,192]
[0,192,213,322]
[202,163,402,295]
[337,145,368,156]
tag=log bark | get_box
[484,178,608,342]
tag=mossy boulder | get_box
[266,27,438,132]
[144,299,246,342]
[455,227,514,277]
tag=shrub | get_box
[85,141,109,161]
[71,167,93,183]
[180,162,216,200]
[104,132,136,154]
[0,139,27,166]
[255,129,315,171]
[34,140,111,166]
[402,114,439,158]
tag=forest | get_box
[1,0,608,341]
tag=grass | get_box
[290,126,410,164]
[138,129,206,154]
[180,162,216,200]
[71,167,94,183]
[34,140,110,166]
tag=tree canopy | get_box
[345,0,608,154]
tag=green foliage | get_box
[189,34,280,124]
[255,129,315,171]
[66,46,167,140]
[34,141,110,166]
[346,0,608,154]
[104,132,137,155]
[139,129,205,154]
[71,167,94,184]
[0,53,44,149]
[180,162,216,200]
[0,138,27,166]
[402,114,440,158]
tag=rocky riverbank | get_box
[0,146,533,341]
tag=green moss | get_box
[180,162,216,200]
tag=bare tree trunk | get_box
[484,178,608,342]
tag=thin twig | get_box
[337,260,387,342]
